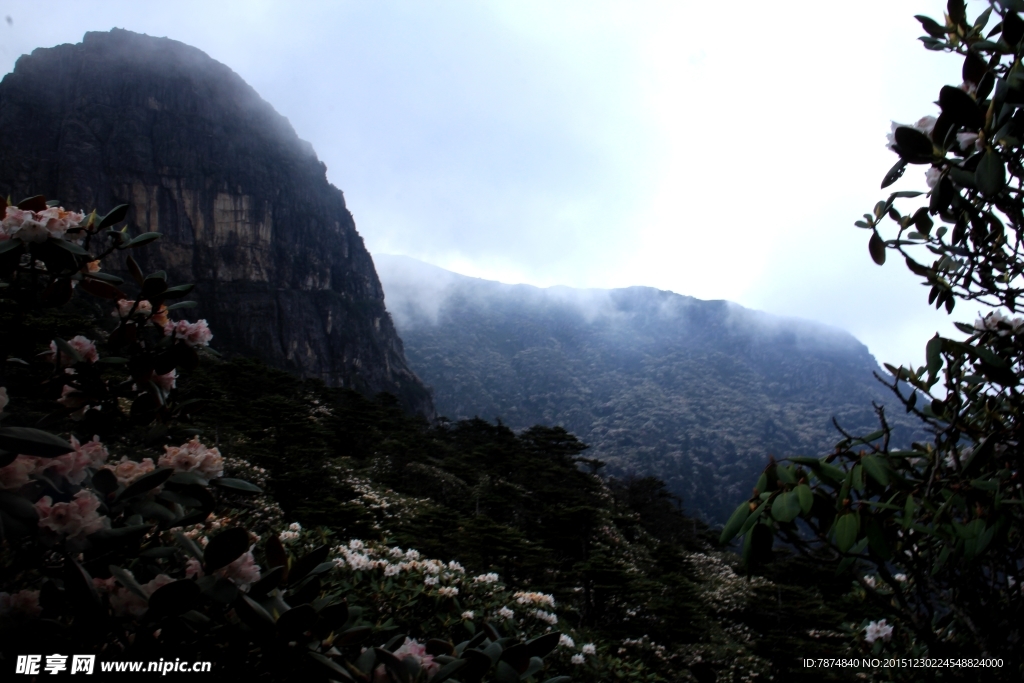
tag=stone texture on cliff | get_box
[0,29,433,416]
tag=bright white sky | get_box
[0,0,989,368]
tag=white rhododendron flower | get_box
[925,166,942,188]
[496,606,514,620]
[571,654,585,665]
[956,131,981,153]
[974,310,1024,335]
[864,619,894,644]
[461,610,474,620]
[514,591,556,608]
[582,643,596,655]
[437,586,458,597]
[424,575,439,586]
[559,634,575,648]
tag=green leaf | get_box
[53,337,83,364]
[915,14,946,37]
[835,513,859,553]
[796,484,813,514]
[926,334,943,378]
[869,232,886,265]
[738,499,768,536]
[976,149,1006,194]
[98,204,130,229]
[213,477,262,493]
[147,579,200,617]
[719,501,751,544]
[430,659,467,683]
[526,632,561,659]
[116,467,174,501]
[939,85,983,128]
[50,237,88,255]
[893,126,934,161]
[771,491,801,523]
[166,301,198,311]
[861,456,890,486]
[307,651,354,680]
[0,427,74,457]
[109,564,150,602]
[204,527,250,573]
[0,237,24,255]
[126,232,162,248]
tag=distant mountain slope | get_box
[375,254,919,523]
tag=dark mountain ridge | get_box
[0,29,432,416]
[376,254,918,523]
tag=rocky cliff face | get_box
[0,29,433,416]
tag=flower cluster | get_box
[514,591,556,608]
[0,435,109,489]
[94,573,175,618]
[864,619,894,644]
[158,437,224,479]
[47,336,99,366]
[1,205,85,243]
[372,639,439,683]
[163,319,213,347]
[35,490,108,541]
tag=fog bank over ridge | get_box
[376,253,874,359]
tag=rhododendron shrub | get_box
[722,2,1023,678]
[0,194,566,682]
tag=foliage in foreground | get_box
[723,1,1024,680]
[0,196,569,682]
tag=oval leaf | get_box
[204,527,251,573]
[869,232,886,265]
[0,427,74,457]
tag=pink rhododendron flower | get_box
[159,438,223,479]
[163,319,213,347]
[925,167,942,189]
[0,589,42,618]
[47,336,99,366]
[220,551,261,588]
[39,435,109,484]
[0,455,36,490]
[35,490,108,540]
[187,551,261,589]
[372,638,439,682]
[152,369,177,391]
[104,456,156,486]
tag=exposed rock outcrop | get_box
[0,29,433,416]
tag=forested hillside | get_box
[376,255,920,523]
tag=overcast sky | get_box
[0,0,984,368]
